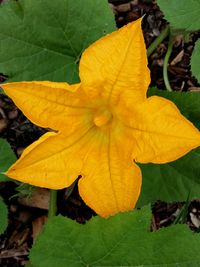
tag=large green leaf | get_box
[191,39,200,83]
[0,0,115,83]
[138,89,200,206]
[0,138,16,182]
[138,148,200,206]
[0,198,8,235]
[157,0,200,32]
[30,206,200,267]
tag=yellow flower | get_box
[2,19,200,217]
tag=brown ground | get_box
[0,0,200,266]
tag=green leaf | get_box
[0,0,115,83]
[138,88,200,206]
[0,138,16,182]
[138,149,200,206]
[0,198,8,235]
[30,207,200,267]
[157,0,200,33]
[191,39,200,83]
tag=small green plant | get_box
[12,183,36,199]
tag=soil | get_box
[0,0,200,266]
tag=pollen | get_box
[93,108,113,127]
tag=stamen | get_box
[94,108,113,127]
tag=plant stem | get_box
[48,189,57,218]
[147,25,170,57]
[163,31,173,92]
[173,193,190,224]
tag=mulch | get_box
[0,0,200,266]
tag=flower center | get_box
[93,107,113,127]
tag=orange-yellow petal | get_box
[6,122,95,189]
[2,81,91,131]
[122,96,200,163]
[79,18,150,106]
[78,127,142,217]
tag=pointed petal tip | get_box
[128,16,143,28]
[1,83,10,91]
[1,81,26,94]
[6,166,69,190]
[2,81,25,88]
[5,167,19,182]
